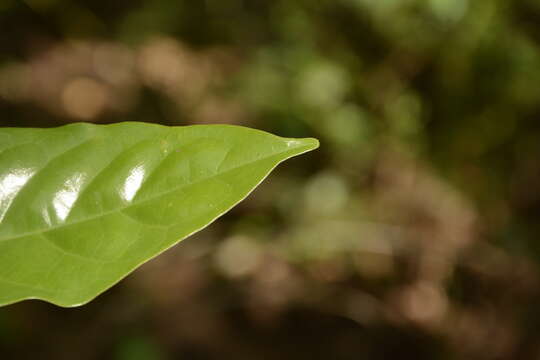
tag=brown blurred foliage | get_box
[1,0,540,359]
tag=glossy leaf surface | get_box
[0,122,318,307]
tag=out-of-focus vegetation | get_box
[1,0,540,359]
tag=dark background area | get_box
[1,0,540,359]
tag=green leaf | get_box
[0,122,318,307]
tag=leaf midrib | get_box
[0,145,308,243]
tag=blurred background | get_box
[1,0,540,359]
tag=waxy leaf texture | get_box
[0,122,318,307]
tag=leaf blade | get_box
[0,122,318,307]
